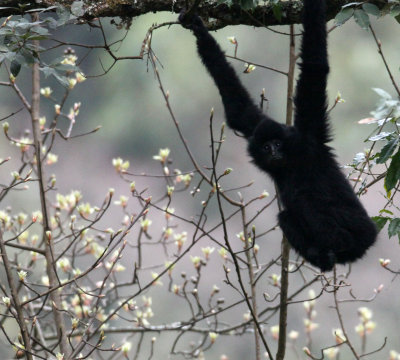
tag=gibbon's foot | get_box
[306,247,336,272]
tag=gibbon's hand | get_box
[178,10,204,31]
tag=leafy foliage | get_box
[335,1,400,28]
[334,3,375,29]
[354,88,400,242]
[0,6,81,86]
[216,0,259,9]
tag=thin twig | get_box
[29,12,69,357]
[369,24,400,97]
[276,23,295,360]
[209,112,274,360]
[0,229,34,360]
[333,267,360,360]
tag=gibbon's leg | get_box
[279,210,336,271]
[306,247,336,272]
[278,210,310,254]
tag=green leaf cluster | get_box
[335,1,400,29]
[216,0,261,11]
[0,5,80,85]
[335,2,380,29]
[372,215,400,243]
[361,88,400,243]
[366,89,400,193]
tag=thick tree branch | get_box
[0,0,390,28]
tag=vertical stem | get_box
[0,230,33,360]
[30,13,69,357]
[209,114,274,360]
[333,267,360,359]
[285,25,296,127]
[276,24,295,360]
[369,25,400,97]
[242,207,260,360]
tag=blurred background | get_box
[1,10,400,359]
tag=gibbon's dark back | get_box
[179,0,377,271]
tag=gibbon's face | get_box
[262,139,285,164]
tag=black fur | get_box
[180,0,377,271]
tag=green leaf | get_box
[388,218,400,238]
[335,8,354,26]
[40,66,56,78]
[376,137,399,164]
[10,60,21,77]
[373,87,392,100]
[384,149,400,192]
[372,216,390,232]
[45,17,59,29]
[391,4,400,17]
[354,9,370,30]
[71,1,85,16]
[362,3,380,17]
[3,34,13,46]
[240,0,255,10]
[0,28,13,36]
[20,48,36,65]
[369,132,393,142]
[27,35,48,41]
[32,26,49,36]
[272,4,282,22]
[54,63,79,72]
[56,6,75,27]
[53,72,70,87]
[380,209,394,216]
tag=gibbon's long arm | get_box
[294,0,330,144]
[185,16,268,138]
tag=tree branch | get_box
[0,0,389,28]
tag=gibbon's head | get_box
[248,119,292,172]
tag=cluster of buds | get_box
[355,307,376,337]
[303,289,318,333]
[175,170,193,187]
[270,325,279,340]
[140,218,152,232]
[218,247,228,261]
[390,350,400,360]
[120,342,131,358]
[40,87,53,98]
[112,157,130,173]
[56,190,82,211]
[68,102,81,123]
[114,195,128,209]
[209,332,218,344]
[153,148,170,164]
[201,246,215,261]
[244,63,256,74]
[379,258,390,267]
[174,231,187,252]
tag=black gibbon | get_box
[179,0,377,271]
